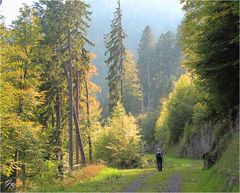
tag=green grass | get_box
[182,134,239,192]
[141,135,239,192]
[34,167,151,192]
[138,155,202,192]
[136,138,239,193]
[64,168,151,192]
[32,137,239,192]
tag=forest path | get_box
[121,156,202,192]
[163,174,182,192]
[123,170,183,192]
[123,171,156,192]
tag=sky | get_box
[0,0,34,25]
[0,0,184,27]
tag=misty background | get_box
[85,0,184,110]
[0,0,184,111]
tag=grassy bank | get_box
[182,134,239,192]
[30,139,239,192]
[32,165,150,192]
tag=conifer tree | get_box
[105,0,126,112]
[123,51,142,115]
[137,26,155,111]
[152,31,182,107]
[36,0,92,171]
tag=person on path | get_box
[156,148,163,171]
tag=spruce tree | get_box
[152,31,182,107]
[36,0,92,171]
[123,51,142,115]
[104,0,126,112]
[137,26,155,111]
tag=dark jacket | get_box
[156,151,163,162]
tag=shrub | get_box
[94,102,142,168]
[33,160,59,188]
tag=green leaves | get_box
[180,1,239,115]
[155,73,198,145]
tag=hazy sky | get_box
[0,0,184,27]
[0,0,34,25]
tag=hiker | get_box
[156,148,163,171]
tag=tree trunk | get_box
[85,80,92,162]
[141,85,144,113]
[88,135,92,162]
[120,46,124,104]
[51,110,55,129]
[63,54,86,168]
[67,29,73,172]
[21,163,26,190]
[120,75,123,104]
[147,62,150,110]
[75,69,80,166]
[12,149,19,191]
[56,90,64,179]
[73,106,87,167]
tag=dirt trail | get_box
[123,172,155,192]
[123,171,182,192]
[163,174,182,192]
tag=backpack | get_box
[156,152,162,159]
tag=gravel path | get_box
[123,171,182,192]
[123,172,155,192]
[163,174,182,192]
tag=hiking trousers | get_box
[157,159,162,171]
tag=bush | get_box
[33,160,59,188]
[94,102,142,168]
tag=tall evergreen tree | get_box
[105,0,126,112]
[35,0,69,177]
[137,26,155,111]
[36,0,92,171]
[151,31,182,107]
[123,51,142,115]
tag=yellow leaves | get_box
[155,97,169,137]
[1,112,41,136]
[94,110,141,166]
[1,161,21,177]
[88,52,96,60]
[88,81,101,93]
